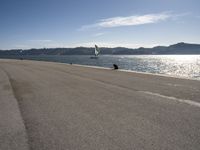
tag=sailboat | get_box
[90,45,100,59]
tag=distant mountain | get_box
[0,42,200,55]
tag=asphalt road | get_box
[0,59,200,150]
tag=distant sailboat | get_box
[90,45,100,59]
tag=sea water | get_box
[1,55,200,80]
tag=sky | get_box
[0,0,200,49]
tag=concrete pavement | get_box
[0,59,200,150]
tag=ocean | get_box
[1,55,200,80]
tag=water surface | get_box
[1,55,200,80]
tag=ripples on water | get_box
[120,55,200,79]
[2,55,200,80]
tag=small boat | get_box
[90,45,100,59]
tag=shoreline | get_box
[72,63,200,81]
[1,57,199,81]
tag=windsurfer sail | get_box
[95,45,100,56]
[91,45,100,59]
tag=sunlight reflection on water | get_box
[1,55,200,79]
[122,55,200,79]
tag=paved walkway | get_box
[0,59,200,150]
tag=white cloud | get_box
[93,32,106,37]
[80,12,171,30]
[99,14,169,27]
[13,40,67,49]
[67,41,159,48]
[171,12,191,20]
[14,45,30,49]
[28,40,52,42]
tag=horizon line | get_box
[0,42,199,51]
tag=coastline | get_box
[73,63,200,81]
[1,56,199,81]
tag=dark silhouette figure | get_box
[113,64,118,70]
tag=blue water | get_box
[1,55,200,80]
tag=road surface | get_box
[0,59,200,150]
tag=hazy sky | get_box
[0,0,200,49]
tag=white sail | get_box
[95,45,100,56]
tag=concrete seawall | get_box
[0,59,200,150]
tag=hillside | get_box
[0,42,200,55]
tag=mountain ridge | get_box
[1,42,200,55]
